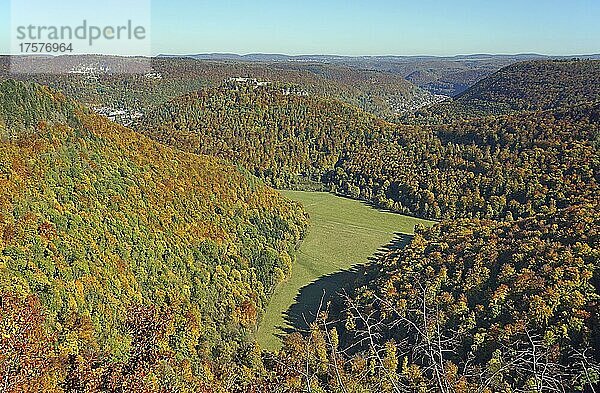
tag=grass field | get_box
[256,191,433,351]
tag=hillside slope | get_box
[457,60,600,110]
[138,82,401,187]
[273,203,600,392]
[139,83,599,221]
[405,60,600,124]
[0,80,308,375]
[333,103,599,219]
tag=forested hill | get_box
[405,60,600,124]
[0,56,435,119]
[333,102,600,220]
[0,80,308,387]
[284,203,600,391]
[137,82,402,187]
[457,60,600,109]
[139,83,599,222]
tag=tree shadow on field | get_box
[276,232,413,338]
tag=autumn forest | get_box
[0,55,598,393]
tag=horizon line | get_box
[2,52,600,59]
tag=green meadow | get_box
[257,191,433,351]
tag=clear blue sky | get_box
[1,0,599,56]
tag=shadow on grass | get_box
[274,232,413,339]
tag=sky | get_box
[1,0,599,56]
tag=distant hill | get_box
[0,80,308,371]
[10,56,600,118]
[0,55,434,119]
[159,53,600,63]
[157,53,534,96]
[160,53,600,96]
[405,60,600,123]
[457,60,600,110]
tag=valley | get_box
[257,191,432,351]
[0,55,598,392]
